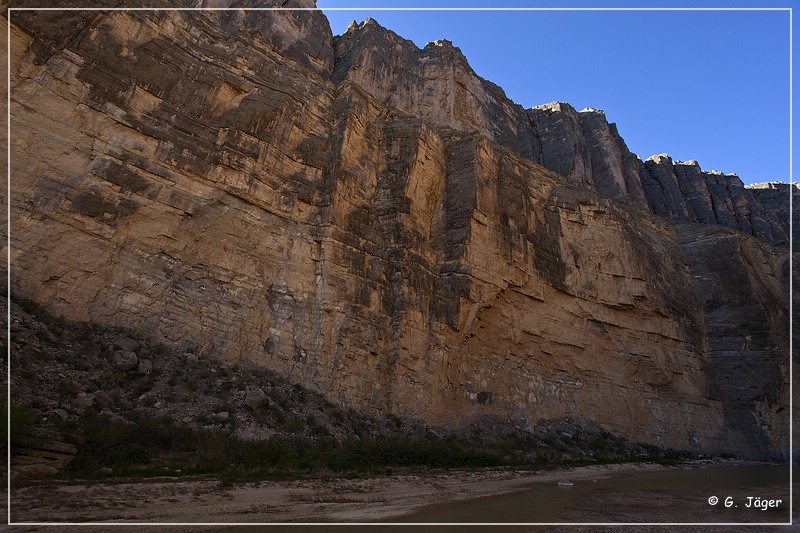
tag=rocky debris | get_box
[9,301,676,477]
[235,425,277,442]
[8,296,450,477]
[137,359,153,376]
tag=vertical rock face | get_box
[744,182,798,244]
[7,7,791,459]
[576,108,646,202]
[10,4,337,366]
[332,19,536,161]
[676,225,790,458]
[526,102,592,188]
[331,19,793,246]
[640,156,796,245]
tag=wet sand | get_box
[6,461,794,532]
[7,463,667,530]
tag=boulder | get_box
[137,359,153,376]
[93,390,113,408]
[14,464,58,478]
[112,337,140,353]
[48,408,69,427]
[111,350,138,372]
[72,392,95,411]
[244,389,267,410]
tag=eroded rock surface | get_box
[6,5,792,459]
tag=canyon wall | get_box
[6,2,793,458]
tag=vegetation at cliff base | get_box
[63,413,515,481]
[8,293,697,484]
[61,411,690,484]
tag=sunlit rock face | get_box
[7,5,792,459]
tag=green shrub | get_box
[3,402,36,445]
[589,437,608,452]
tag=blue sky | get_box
[317,1,794,185]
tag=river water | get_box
[398,463,790,527]
[211,464,792,532]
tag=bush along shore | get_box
[6,292,707,484]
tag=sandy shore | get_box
[6,462,676,531]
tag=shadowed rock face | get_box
[7,6,792,459]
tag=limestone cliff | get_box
[334,19,794,245]
[6,3,792,459]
